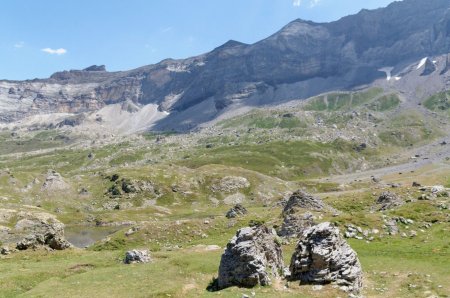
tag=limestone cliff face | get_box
[1,0,450,130]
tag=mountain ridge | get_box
[1,0,450,131]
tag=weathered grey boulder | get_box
[376,191,404,211]
[278,212,315,238]
[289,222,363,293]
[225,204,248,218]
[124,249,151,264]
[1,246,11,255]
[282,190,335,215]
[16,232,71,250]
[218,225,284,289]
[14,213,72,251]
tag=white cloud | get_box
[309,0,321,7]
[41,48,67,55]
[161,26,173,33]
[14,42,25,48]
[292,0,321,8]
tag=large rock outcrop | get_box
[282,190,336,215]
[15,213,72,250]
[289,222,363,293]
[278,212,315,238]
[217,225,284,289]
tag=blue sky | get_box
[0,0,398,80]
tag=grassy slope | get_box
[423,91,450,114]
[0,87,450,297]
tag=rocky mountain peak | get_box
[2,0,450,132]
[83,65,106,72]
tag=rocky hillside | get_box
[1,0,450,132]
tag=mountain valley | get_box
[1,0,450,297]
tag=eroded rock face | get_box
[218,225,284,289]
[225,204,248,218]
[282,190,334,215]
[278,212,315,238]
[124,249,151,264]
[289,222,363,293]
[376,191,404,211]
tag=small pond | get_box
[65,226,121,248]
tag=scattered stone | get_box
[125,226,140,236]
[110,174,120,182]
[376,191,404,211]
[431,185,445,194]
[124,249,151,264]
[217,225,284,289]
[395,217,414,225]
[420,223,432,229]
[289,222,363,293]
[79,188,89,195]
[354,143,367,152]
[412,182,421,187]
[419,194,433,200]
[371,176,381,183]
[121,179,138,193]
[384,219,399,235]
[102,200,120,210]
[211,176,250,193]
[226,204,248,219]
[1,246,11,255]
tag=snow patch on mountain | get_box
[379,67,394,81]
[417,57,428,69]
